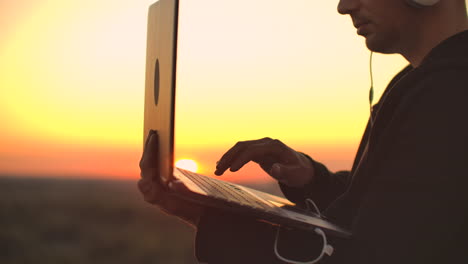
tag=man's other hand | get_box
[138,131,203,226]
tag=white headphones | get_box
[407,0,440,7]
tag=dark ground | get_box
[0,176,283,264]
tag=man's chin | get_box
[365,35,394,54]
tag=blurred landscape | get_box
[0,176,283,264]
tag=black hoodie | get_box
[280,30,468,264]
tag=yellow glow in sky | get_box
[0,0,411,181]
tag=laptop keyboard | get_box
[178,168,272,211]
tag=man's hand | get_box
[214,137,315,187]
[138,131,203,226]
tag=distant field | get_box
[0,176,284,264]
[0,176,198,264]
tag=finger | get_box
[138,178,152,194]
[229,141,279,172]
[138,178,157,202]
[138,178,165,204]
[230,139,290,172]
[139,131,159,170]
[214,142,248,175]
[215,138,271,175]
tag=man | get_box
[139,0,468,262]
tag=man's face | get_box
[337,0,415,54]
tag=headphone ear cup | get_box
[407,0,439,7]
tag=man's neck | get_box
[401,6,468,67]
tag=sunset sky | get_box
[0,0,411,182]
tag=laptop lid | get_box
[143,0,179,185]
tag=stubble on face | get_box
[350,0,414,54]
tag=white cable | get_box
[369,51,375,126]
[273,198,334,264]
[305,198,321,218]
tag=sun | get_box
[175,159,199,173]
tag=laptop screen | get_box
[143,0,179,184]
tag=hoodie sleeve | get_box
[279,154,351,212]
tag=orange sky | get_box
[0,0,411,182]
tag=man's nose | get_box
[337,0,360,15]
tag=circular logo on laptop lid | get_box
[154,59,160,106]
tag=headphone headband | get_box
[407,0,439,7]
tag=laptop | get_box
[143,0,351,238]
